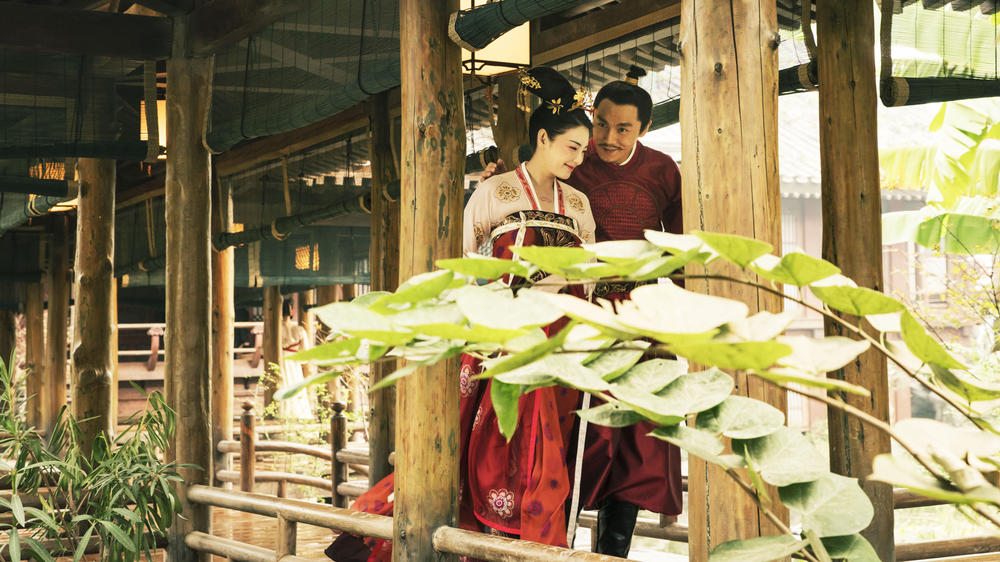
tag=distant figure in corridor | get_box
[278,299,313,419]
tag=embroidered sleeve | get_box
[573,189,598,244]
[463,180,494,255]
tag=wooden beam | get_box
[164,40,214,562]
[44,216,70,436]
[211,177,235,485]
[532,0,680,66]
[395,0,465,558]
[680,0,786,557]
[0,3,171,59]
[816,1,894,559]
[367,91,399,488]
[71,158,116,458]
[261,285,282,416]
[215,94,400,178]
[189,0,310,56]
[24,281,45,430]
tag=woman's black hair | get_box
[282,299,292,318]
[521,67,592,153]
[593,66,653,130]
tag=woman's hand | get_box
[480,158,507,182]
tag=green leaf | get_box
[509,245,595,270]
[775,336,871,374]
[821,534,880,562]
[491,380,522,441]
[709,535,808,562]
[286,338,361,362]
[415,323,528,343]
[369,347,465,392]
[805,529,833,562]
[625,248,702,281]
[20,536,56,562]
[585,343,649,382]
[618,284,748,339]
[644,231,706,254]
[391,303,465,327]
[613,359,687,393]
[696,396,785,439]
[496,355,609,393]
[352,291,392,306]
[779,473,875,537]
[576,402,645,427]
[7,529,19,562]
[100,520,137,553]
[750,252,841,287]
[735,427,827,487]
[436,256,531,279]
[751,369,872,397]
[694,231,773,268]
[539,293,637,339]
[726,310,797,342]
[744,450,770,504]
[74,523,95,562]
[312,303,414,345]
[894,417,1000,461]
[931,364,1000,403]
[112,506,142,523]
[10,493,23,526]
[649,425,742,469]
[656,367,735,415]
[23,506,59,531]
[375,270,457,306]
[810,286,905,317]
[455,286,563,330]
[479,322,573,380]
[669,341,792,371]
[560,260,646,280]
[582,240,661,264]
[900,311,965,369]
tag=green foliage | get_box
[0,359,186,562]
[293,230,1000,560]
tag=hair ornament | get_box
[625,65,648,86]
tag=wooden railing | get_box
[117,321,262,372]
[216,405,1000,560]
[185,485,624,562]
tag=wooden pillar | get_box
[490,73,530,168]
[395,0,465,559]
[368,91,400,487]
[24,281,45,428]
[164,30,213,562]
[679,1,786,557]
[212,179,235,484]
[816,1,894,559]
[110,280,118,426]
[0,309,13,366]
[44,215,69,434]
[262,285,282,415]
[71,157,116,456]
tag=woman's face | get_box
[534,125,590,180]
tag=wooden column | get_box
[164,27,213,562]
[24,281,45,428]
[44,215,69,434]
[212,179,235,484]
[315,285,342,403]
[368,91,400,487]
[261,285,282,414]
[816,1,893,559]
[110,280,119,426]
[679,1,786,557]
[71,157,116,456]
[0,309,13,365]
[490,73,530,168]
[395,0,465,559]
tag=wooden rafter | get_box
[532,0,681,66]
[0,3,172,59]
[188,0,312,56]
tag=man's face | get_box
[592,99,648,165]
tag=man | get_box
[483,67,683,557]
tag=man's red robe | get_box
[567,140,684,516]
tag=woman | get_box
[326,67,594,561]
[278,299,314,419]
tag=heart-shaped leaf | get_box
[779,474,875,537]
[696,395,785,439]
